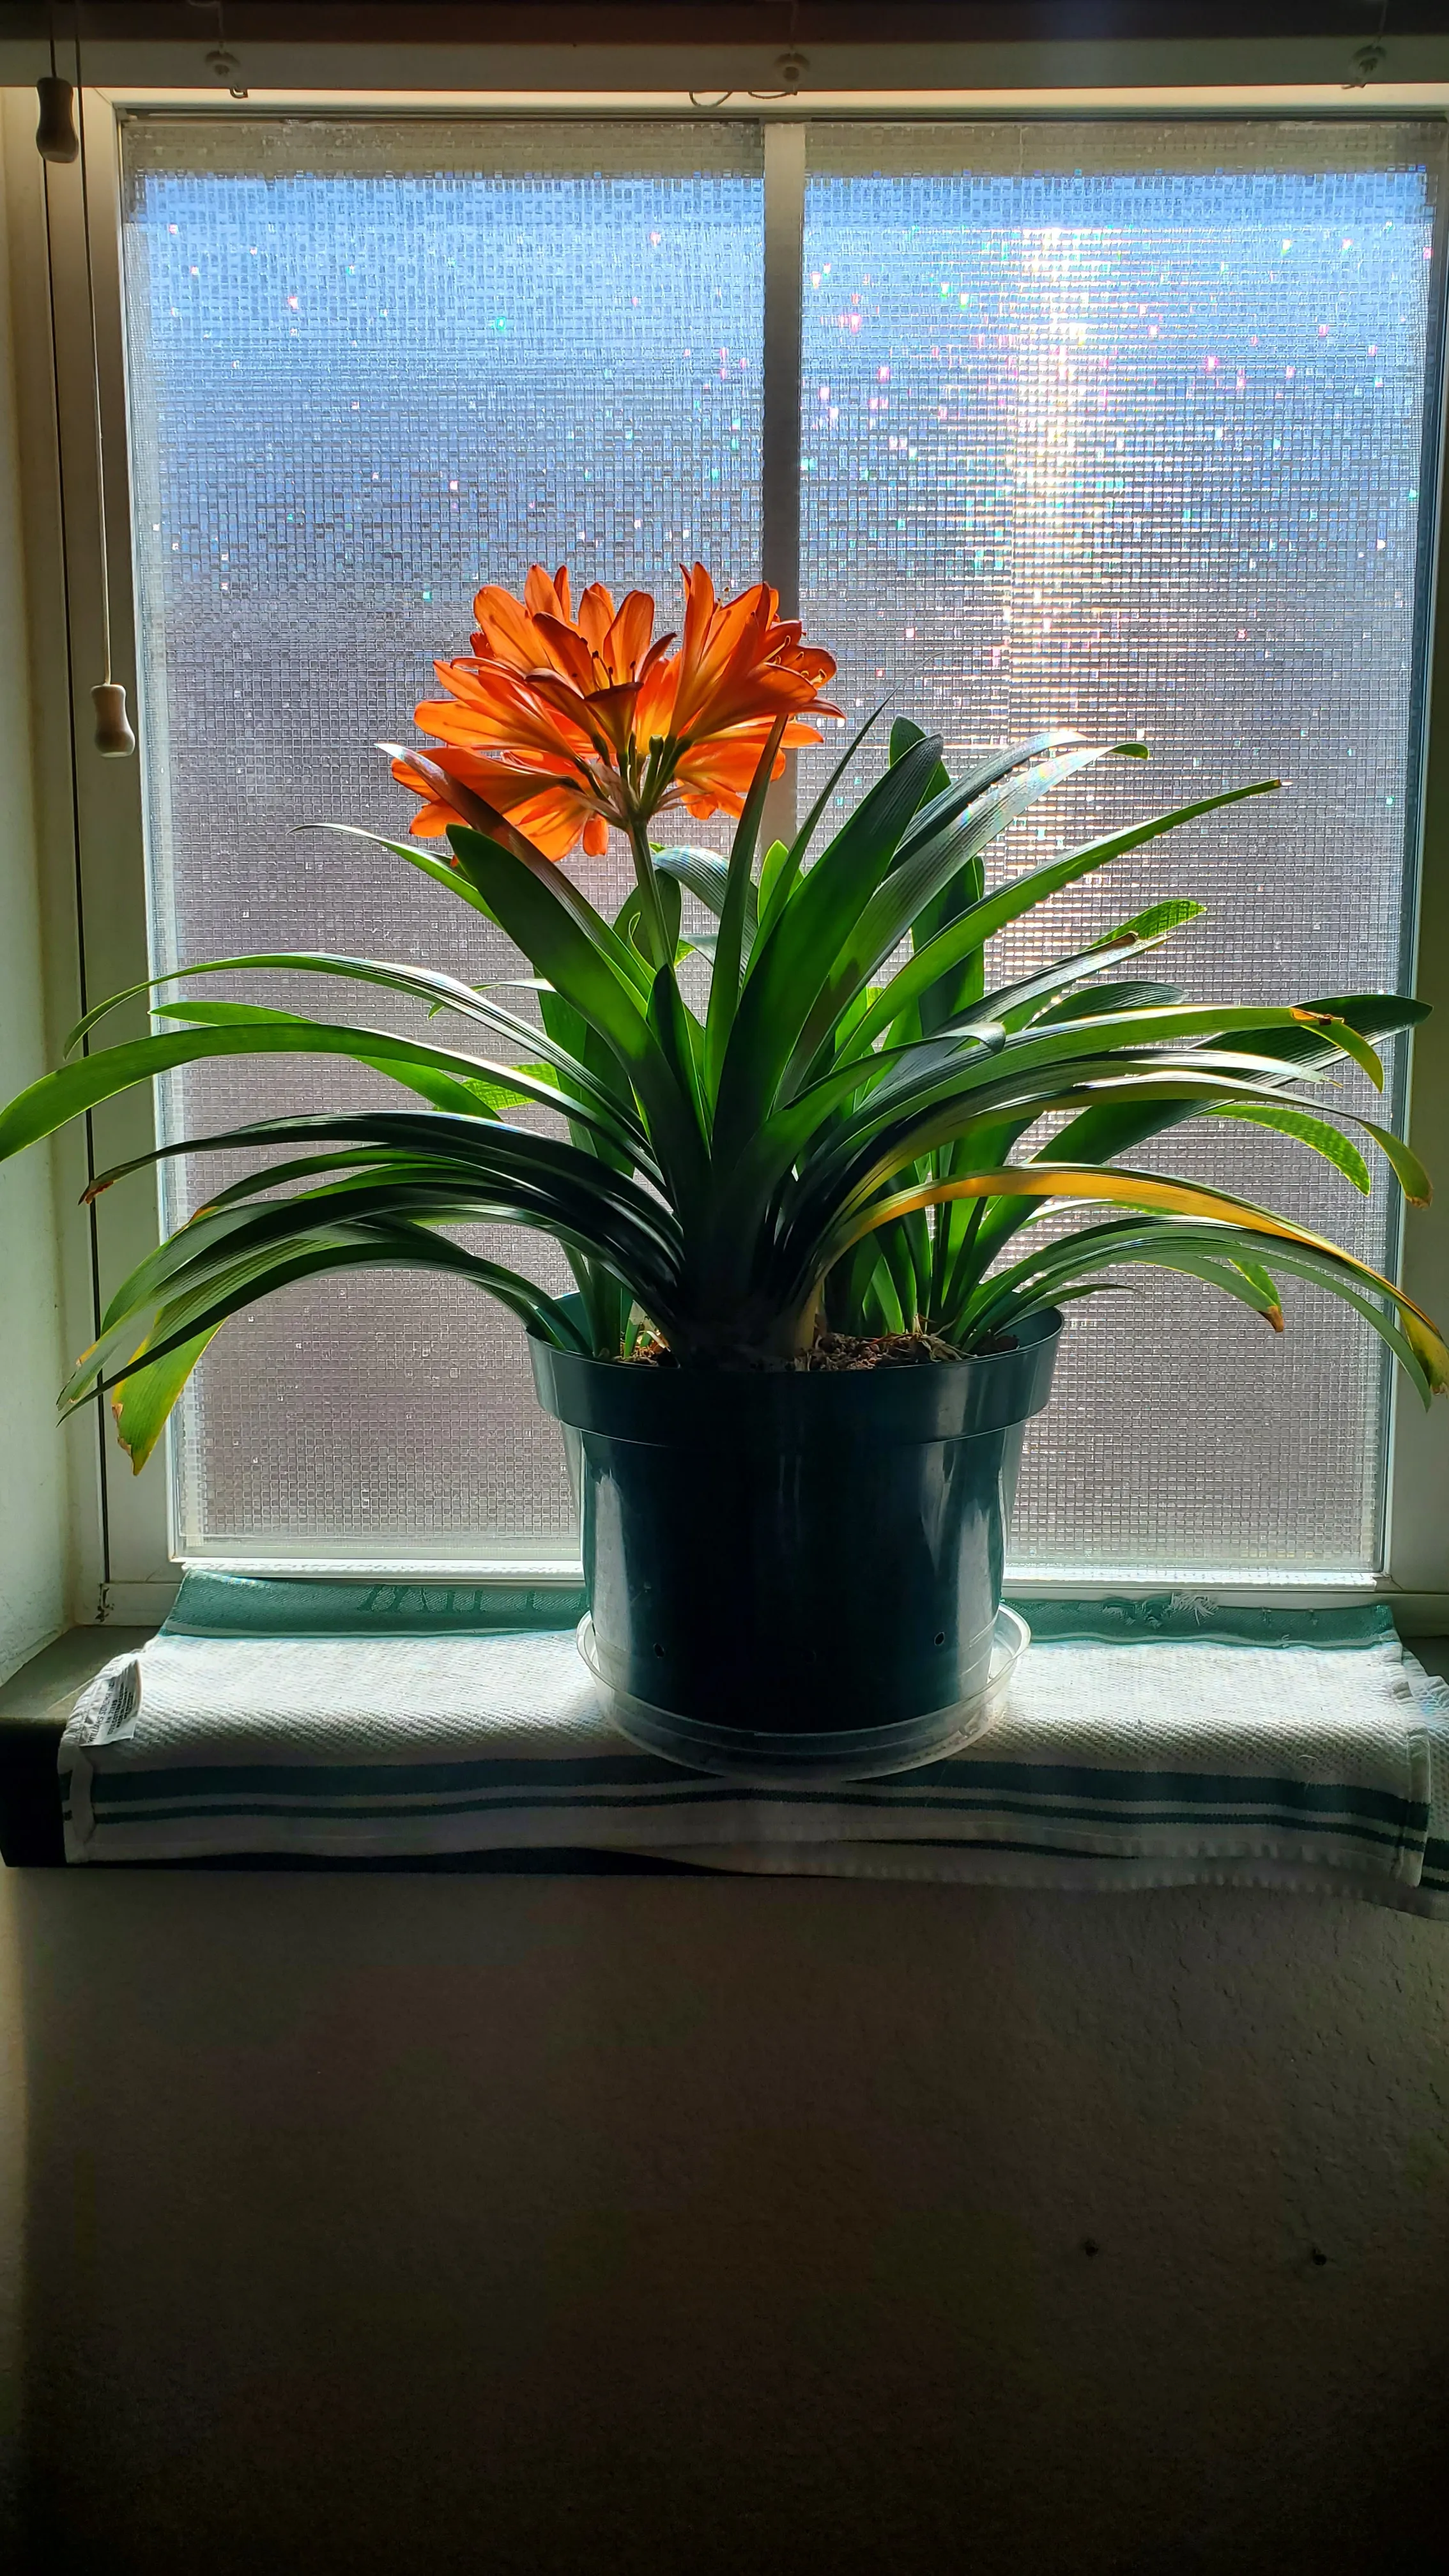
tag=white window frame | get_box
[6,57,1448,1630]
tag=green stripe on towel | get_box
[164,1570,1392,1649]
[164,1571,587,1637]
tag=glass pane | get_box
[120,116,763,1564]
[801,120,1445,1577]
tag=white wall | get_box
[0,109,68,1686]
[3,1868,1448,2576]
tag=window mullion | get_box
[761,119,807,847]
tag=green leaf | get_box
[647,963,710,1150]
[80,1113,685,1320]
[109,1326,221,1473]
[445,824,707,1213]
[1048,990,1425,1172]
[0,1017,634,1167]
[302,822,503,928]
[150,997,494,1119]
[1296,1014,1384,1090]
[817,1160,1448,1396]
[1227,1253,1283,1321]
[1215,1101,1371,1195]
[1358,1116,1432,1206]
[757,838,792,924]
[1091,899,1206,950]
[844,779,1281,1062]
[1027,980,1183,1029]
[71,947,648,1150]
[615,870,682,970]
[962,1215,1434,1409]
[714,730,946,1153]
[793,743,1127,1082]
[770,1054,1373,1296]
[68,1227,594,1432]
[887,715,951,811]
[652,848,754,940]
[464,1061,560,1117]
[751,705,888,947]
[705,717,786,1102]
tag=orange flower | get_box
[387,562,838,862]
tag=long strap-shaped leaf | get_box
[1005,1238,1291,1330]
[752,707,1070,946]
[712,732,946,1158]
[1048,988,1427,1171]
[961,1214,1292,1333]
[704,716,786,1103]
[306,822,503,931]
[789,1025,1379,1220]
[727,1004,1370,1262]
[958,917,1192,1039]
[80,1110,681,1258]
[652,847,758,945]
[839,780,1282,1066]
[107,1326,223,1473]
[954,986,1432,1291]
[0,1016,652,1169]
[815,1162,1449,1392]
[957,1215,1437,1409]
[66,949,652,1153]
[786,744,1134,1096]
[445,809,654,1001]
[77,1199,654,1424]
[75,1226,594,1471]
[152,994,651,1165]
[749,705,889,947]
[95,1151,682,1328]
[446,824,709,1220]
[889,729,1099,873]
[785,1066,1395,1282]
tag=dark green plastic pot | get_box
[529,1308,1061,1779]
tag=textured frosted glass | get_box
[121,118,763,1563]
[802,122,1443,1575]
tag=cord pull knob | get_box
[92,682,136,758]
[36,75,79,164]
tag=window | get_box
[102,105,1446,1584]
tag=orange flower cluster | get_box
[388,562,839,861]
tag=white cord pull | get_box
[92,682,135,758]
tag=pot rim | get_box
[529,1304,1063,1449]
[535,1298,1062,1377]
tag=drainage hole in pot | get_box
[934,1631,946,1647]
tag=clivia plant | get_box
[1,560,1442,1776]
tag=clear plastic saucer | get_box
[575,1603,1030,1786]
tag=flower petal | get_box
[601,588,657,683]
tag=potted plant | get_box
[3,562,1443,1777]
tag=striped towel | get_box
[58,1576,1449,1912]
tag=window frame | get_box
[10,73,1449,1629]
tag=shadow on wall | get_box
[8,1870,1449,2575]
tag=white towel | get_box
[59,1619,1449,1912]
